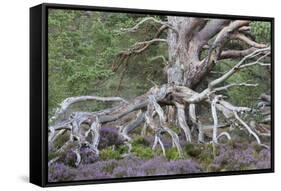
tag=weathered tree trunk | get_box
[166,17,207,125]
[166,17,228,88]
[167,17,188,86]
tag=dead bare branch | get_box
[117,17,174,33]
[219,47,258,59]
[234,33,267,48]
[209,47,270,89]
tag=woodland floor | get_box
[48,126,271,182]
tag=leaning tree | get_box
[48,16,271,166]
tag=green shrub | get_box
[100,147,121,160]
[48,151,59,161]
[166,148,181,160]
[102,161,118,173]
[132,146,154,159]
[132,136,150,147]
[184,144,201,157]
[198,144,214,168]
[116,144,129,154]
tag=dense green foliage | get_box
[48,10,166,117]
[251,21,271,43]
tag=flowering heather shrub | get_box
[140,156,201,176]
[117,156,144,168]
[115,157,144,177]
[256,149,271,169]
[165,159,202,174]
[49,156,201,182]
[48,141,271,182]
[74,160,117,180]
[140,156,168,175]
[112,166,146,178]
[259,148,271,161]
[48,162,75,182]
[212,143,270,171]
[99,126,123,149]
[64,150,77,167]
[80,147,99,164]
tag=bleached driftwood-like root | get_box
[148,95,183,158]
[88,117,102,155]
[209,96,231,144]
[211,95,220,144]
[50,95,127,122]
[48,156,60,167]
[50,114,102,167]
[249,121,271,137]
[174,102,192,142]
[234,112,270,149]
[141,122,148,136]
[56,136,73,154]
[152,132,166,156]
[121,110,145,141]
[189,103,204,143]
[49,126,55,143]
[48,120,73,149]
[145,97,166,154]
[197,122,204,143]
[213,98,269,148]
[118,111,146,156]
[217,132,231,141]
[162,126,183,158]
[233,112,261,144]
[49,129,68,148]
[152,134,160,150]
[73,148,82,167]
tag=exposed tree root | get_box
[174,102,192,143]
[48,45,271,165]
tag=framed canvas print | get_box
[30,3,274,187]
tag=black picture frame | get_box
[30,3,274,187]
